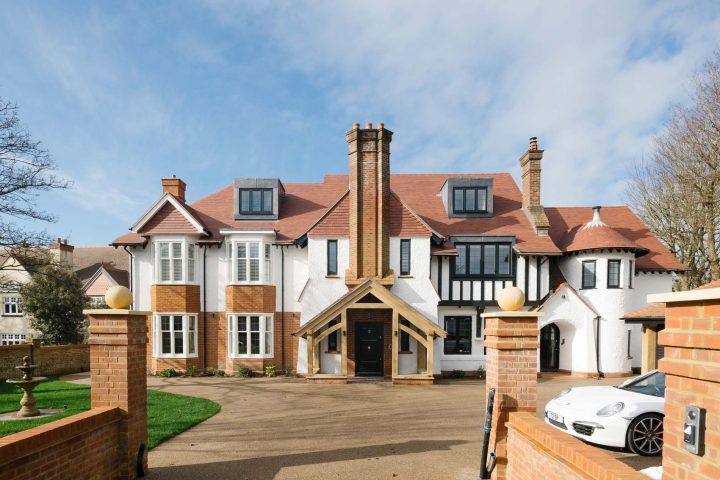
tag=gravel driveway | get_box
[125,374,661,480]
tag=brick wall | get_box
[150,284,200,312]
[225,285,275,312]
[505,412,645,480]
[659,298,720,480]
[0,343,89,380]
[0,407,123,479]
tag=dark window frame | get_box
[581,260,596,289]
[607,259,621,289]
[400,239,411,275]
[328,319,338,352]
[443,316,473,355]
[452,242,513,279]
[238,188,274,214]
[628,260,634,289]
[452,186,488,214]
[400,319,411,352]
[326,239,338,276]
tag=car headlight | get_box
[596,402,625,417]
[552,388,571,400]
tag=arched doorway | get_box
[540,323,560,372]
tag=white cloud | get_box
[204,0,720,207]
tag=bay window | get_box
[153,314,197,357]
[155,240,196,283]
[228,314,274,358]
[231,240,272,284]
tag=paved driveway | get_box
[138,375,659,480]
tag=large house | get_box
[0,241,129,344]
[112,124,685,383]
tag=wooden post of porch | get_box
[392,310,399,377]
[641,325,658,373]
[341,310,348,376]
[313,332,320,374]
[426,333,434,377]
[306,332,314,376]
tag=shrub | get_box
[450,370,465,379]
[283,366,296,377]
[185,365,197,377]
[237,367,253,378]
[216,369,226,377]
[158,369,177,378]
[204,367,217,377]
[476,365,486,380]
[264,365,277,377]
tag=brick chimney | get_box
[519,137,550,236]
[48,238,74,266]
[162,176,186,202]
[345,123,394,286]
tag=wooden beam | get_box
[313,332,320,374]
[416,342,426,374]
[392,310,399,377]
[399,323,428,348]
[341,309,348,376]
[348,303,392,309]
[641,325,658,374]
[426,333,434,377]
[313,322,342,345]
[306,333,314,376]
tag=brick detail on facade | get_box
[0,342,89,381]
[659,299,720,480]
[138,201,196,234]
[346,308,393,377]
[225,285,276,313]
[151,284,200,313]
[506,412,645,480]
[345,125,393,284]
[88,311,149,479]
[0,407,124,479]
[483,313,540,480]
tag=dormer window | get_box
[453,187,487,214]
[239,188,273,214]
[234,179,284,220]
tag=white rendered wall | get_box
[389,237,439,322]
[131,245,153,311]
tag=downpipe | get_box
[479,387,496,479]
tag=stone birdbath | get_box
[6,356,48,418]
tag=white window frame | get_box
[228,239,272,285]
[0,333,26,345]
[152,313,198,358]
[153,238,197,284]
[227,313,274,358]
[3,296,22,316]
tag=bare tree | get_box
[627,51,720,290]
[0,98,70,283]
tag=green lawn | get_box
[0,378,220,449]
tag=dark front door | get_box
[540,323,560,372]
[355,322,384,376]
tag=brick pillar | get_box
[482,311,541,480]
[650,288,720,480]
[86,309,151,480]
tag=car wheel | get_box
[626,413,664,456]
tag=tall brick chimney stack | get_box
[519,137,550,236]
[345,123,394,286]
[48,238,74,266]
[162,176,186,202]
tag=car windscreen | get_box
[618,371,666,397]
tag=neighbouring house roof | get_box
[73,246,129,288]
[110,173,682,271]
[696,279,720,290]
[294,276,447,338]
[545,206,687,271]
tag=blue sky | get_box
[1,1,719,245]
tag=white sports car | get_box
[544,370,665,456]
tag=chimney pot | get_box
[377,122,384,129]
[365,123,373,129]
[353,123,360,129]
[529,136,538,151]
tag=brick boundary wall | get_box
[506,412,645,480]
[0,407,123,479]
[657,296,720,480]
[0,343,89,380]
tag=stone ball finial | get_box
[497,286,525,311]
[105,285,133,309]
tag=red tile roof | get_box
[137,202,198,235]
[545,207,687,271]
[622,303,666,320]
[695,279,720,290]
